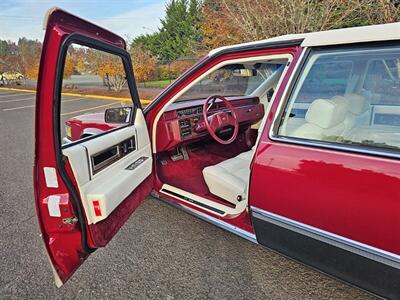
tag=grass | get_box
[140,79,172,88]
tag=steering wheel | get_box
[202,95,239,145]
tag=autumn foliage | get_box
[89,51,126,92]
[199,1,241,50]
[0,38,41,80]
[130,46,157,82]
[199,0,400,47]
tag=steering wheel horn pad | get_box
[203,95,239,145]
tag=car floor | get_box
[156,130,257,208]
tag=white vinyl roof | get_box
[209,22,400,56]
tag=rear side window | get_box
[277,46,400,153]
[295,61,352,103]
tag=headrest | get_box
[331,95,349,107]
[345,93,367,115]
[305,99,346,129]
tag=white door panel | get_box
[63,109,152,224]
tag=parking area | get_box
[0,89,375,299]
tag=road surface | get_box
[0,89,376,299]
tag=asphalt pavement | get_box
[0,89,377,299]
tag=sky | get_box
[0,0,167,42]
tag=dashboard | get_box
[156,96,265,152]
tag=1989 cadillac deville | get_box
[34,8,400,298]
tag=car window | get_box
[295,61,352,103]
[176,62,283,102]
[278,46,400,153]
[60,44,134,144]
[363,59,400,105]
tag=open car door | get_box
[33,8,153,286]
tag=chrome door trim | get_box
[154,193,258,243]
[251,206,400,269]
[268,47,308,139]
[268,135,400,160]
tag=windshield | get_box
[176,61,284,102]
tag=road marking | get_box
[1,98,92,111]
[0,92,22,98]
[61,97,85,103]
[61,102,117,116]
[3,104,35,111]
[0,97,35,103]
[0,87,35,93]
[0,87,152,103]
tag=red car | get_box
[35,8,400,299]
[64,113,114,142]
[63,110,125,143]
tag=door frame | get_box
[145,41,305,232]
[57,33,142,150]
[144,39,305,152]
[52,33,143,252]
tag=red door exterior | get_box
[251,140,400,253]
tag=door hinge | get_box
[62,216,78,225]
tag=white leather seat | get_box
[203,149,253,205]
[291,98,347,140]
[342,93,369,133]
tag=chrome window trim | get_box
[268,48,308,139]
[154,193,258,243]
[252,206,400,269]
[268,135,400,160]
[268,45,400,160]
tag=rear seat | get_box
[332,93,370,135]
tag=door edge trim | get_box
[251,206,400,269]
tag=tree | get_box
[0,40,17,57]
[130,46,157,82]
[157,0,202,61]
[199,1,241,50]
[362,0,400,24]
[88,50,127,92]
[197,0,400,51]
[132,0,202,61]
[17,38,42,79]
[63,52,75,79]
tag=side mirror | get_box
[105,107,132,123]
